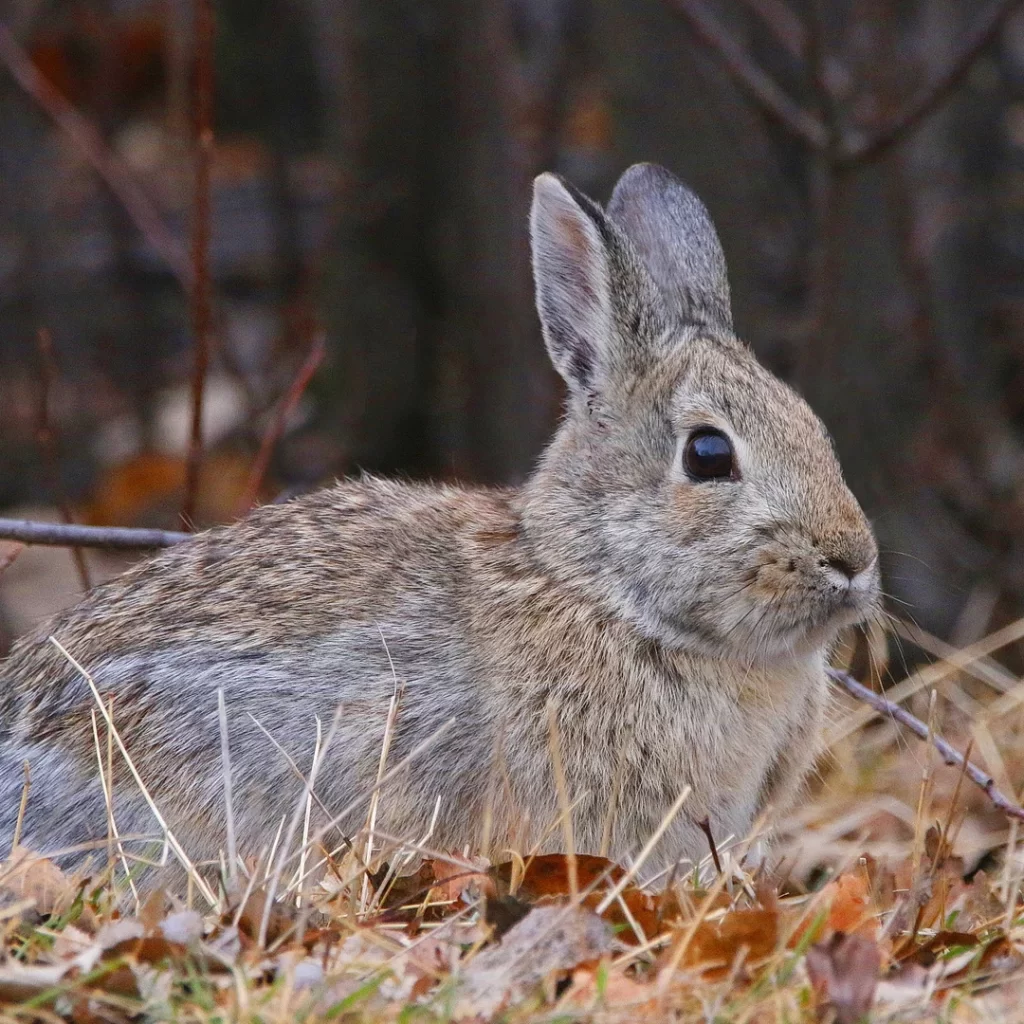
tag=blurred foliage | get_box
[1,0,1024,659]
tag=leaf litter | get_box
[2,628,1024,1019]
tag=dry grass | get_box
[2,620,1024,1022]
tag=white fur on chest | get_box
[546,648,825,867]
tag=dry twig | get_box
[0,543,23,575]
[668,0,1024,169]
[0,518,190,550]
[827,667,1024,824]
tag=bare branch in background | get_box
[667,0,1024,170]
[35,329,90,590]
[0,544,24,576]
[737,0,806,59]
[0,21,191,289]
[827,668,1024,824]
[0,519,190,550]
[666,0,828,149]
[182,0,216,528]
[236,330,327,517]
[838,0,1024,165]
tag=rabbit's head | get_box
[524,163,879,661]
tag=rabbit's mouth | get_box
[709,551,881,658]
[775,564,881,651]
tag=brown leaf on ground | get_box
[429,855,495,904]
[806,931,881,1024]
[369,859,435,911]
[566,962,659,1013]
[491,853,626,901]
[903,929,979,966]
[0,845,92,926]
[484,892,533,939]
[824,871,880,938]
[487,853,662,945]
[231,884,292,946]
[455,905,613,1020]
[676,907,780,976]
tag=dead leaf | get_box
[0,845,87,923]
[429,855,495,904]
[506,854,625,900]
[456,905,612,1020]
[484,893,532,939]
[806,932,881,1024]
[367,860,434,914]
[825,871,879,939]
[566,962,658,1011]
[674,907,779,976]
[488,853,660,945]
[232,884,292,945]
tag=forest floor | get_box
[1,622,1024,1023]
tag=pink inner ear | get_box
[553,210,602,308]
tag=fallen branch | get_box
[0,519,190,550]
[667,0,828,150]
[827,667,1024,823]
[838,0,1024,165]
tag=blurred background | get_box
[1,0,1024,670]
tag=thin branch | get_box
[666,0,827,150]
[827,668,1024,823]
[696,816,723,874]
[0,20,191,288]
[235,329,327,516]
[737,0,806,59]
[0,543,24,575]
[838,0,1024,165]
[182,0,216,528]
[0,519,190,550]
[35,329,91,590]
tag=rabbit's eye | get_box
[684,429,735,481]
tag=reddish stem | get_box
[182,0,216,528]
[236,330,327,517]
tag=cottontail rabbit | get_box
[0,164,879,883]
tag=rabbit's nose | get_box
[823,555,858,581]
[818,527,877,585]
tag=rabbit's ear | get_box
[531,172,616,395]
[608,163,732,331]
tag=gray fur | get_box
[0,165,879,884]
[608,162,732,330]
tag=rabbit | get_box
[0,163,880,885]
